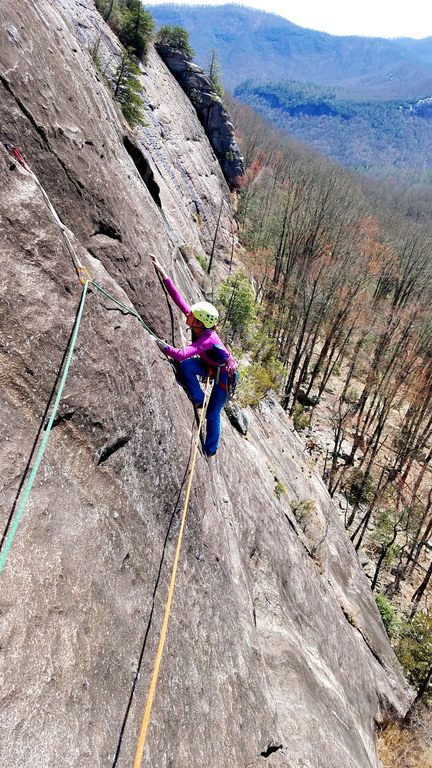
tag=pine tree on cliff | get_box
[118,0,155,59]
[207,49,224,98]
[111,47,145,125]
[94,0,154,59]
[156,25,195,59]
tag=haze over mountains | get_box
[148,4,432,178]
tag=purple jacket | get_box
[162,278,232,370]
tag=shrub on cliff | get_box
[375,592,399,637]
[111,47,145,125]
[235,362,280,407]
[396,611,432,707]
[156,25,195,58]
[235,330,285,408]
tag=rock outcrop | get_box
[0,2,412,768]
[155,42,244,189]
[406,96,432,118]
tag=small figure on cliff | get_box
[307,438,318,455]
[150,254,237,457]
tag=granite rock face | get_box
[0,2,412,768]
[225,401,249,435]
[155,43,244,189]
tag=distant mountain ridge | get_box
[148,4,432,179]
[148,3,432,98]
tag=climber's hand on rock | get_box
[155,339,168,352]
[150,253,168,280]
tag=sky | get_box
[149,0,432,39]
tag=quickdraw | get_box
[5,143,29,171]
[77,265,93,284]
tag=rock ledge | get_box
[155,43,244,188]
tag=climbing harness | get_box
[209,357,239,401]
[133,376,210,768]
[224,357,240,401]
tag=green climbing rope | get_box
[0,281,90,575]
[91,281,160,339]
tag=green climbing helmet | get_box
[191,301,219,328]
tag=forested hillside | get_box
[225,99,432,720]
[234,81,432,179]
[396,36,432,65]
[148,3,432,97]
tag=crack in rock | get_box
[260,743,283,758]
[1,74,83,196]
[340,605,386,670]
[123,135,162,209]
[91,221,122,240]
[97,434,131,465]
[50,409,76,429]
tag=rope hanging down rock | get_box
[0,280,90,574]
[133,376,211,768]
[91,280,160,339]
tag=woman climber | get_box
[150,254,237,457]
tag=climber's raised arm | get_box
[150,253,191,315]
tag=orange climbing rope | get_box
[133,377,210,768]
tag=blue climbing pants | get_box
[179,357,228,455]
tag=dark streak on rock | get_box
[92,221,122,240]
[97,434,131,465]
[47,410,76,429]
[260,743,283,758]
[123,135,162,208]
